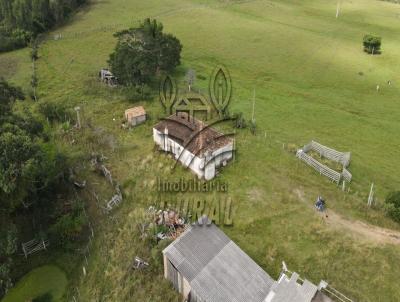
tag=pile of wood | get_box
[155,209,185,227]
[147,207,188,240]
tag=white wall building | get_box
[153,113,233,180]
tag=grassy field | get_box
[2,0,400,301]
[2,265,67,302]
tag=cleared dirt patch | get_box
[294,188,400,245]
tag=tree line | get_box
[0,0,87,52]
[0,78,87,298]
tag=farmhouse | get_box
[153,112,233,180]
[163,217,335,302]
[124,106,146,127]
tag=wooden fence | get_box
[303,141,351,167]
[297,141,352,184]
[296,150,342,184]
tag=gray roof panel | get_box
[164,223,274,302]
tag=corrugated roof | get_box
[163,221,274,302]
[269,272,318,302]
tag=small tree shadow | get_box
[32,292,53,302]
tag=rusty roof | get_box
[154,113,233,156]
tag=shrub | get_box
[0,28,32,52]
[38,101,73,123]
[49,200,87,245]
[363,34,382,55]
[385,191,400,222]
[33,292,53,302]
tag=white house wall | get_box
[153,128,233,180]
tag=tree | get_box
[0,0,87,53]
[0,224,18,297]
[0,77,24,117]
[108,18,182,86]
[0,79,66,210]
[363,34,382,55]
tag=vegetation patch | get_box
[2,265,67,302]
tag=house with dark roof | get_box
[163,217,338,302]
[153,112,233,180]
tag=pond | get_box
[2,265,68,302]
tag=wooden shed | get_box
[124,106,146,127]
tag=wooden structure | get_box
[296,140,352,185]
[124,106,146,127]
[22,238,49,258]
[99,68,117,86]
[163,217,346,302]
[106,188,122,211]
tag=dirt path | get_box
[294,189,400,245]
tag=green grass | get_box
[2,0,400,301]
[2,265,68,302]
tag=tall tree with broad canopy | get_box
[108,18,182,86]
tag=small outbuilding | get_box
[124,106,146,127]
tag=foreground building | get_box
[163,218,340,302]
[153,113,233,180]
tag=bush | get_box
[385,191,400,222]
[0,28,32,52]
[38,101,73,123]
[33,292,53,302]
[49,200,87,245]
[363,34,382,54]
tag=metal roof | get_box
[267,272,318,302]
[163,221,275,302]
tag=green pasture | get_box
[1,0,400,301]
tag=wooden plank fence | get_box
[308,141,351,167]
[297,141,352,184]
[296,150,341,184]
[22,238,49,258]
[342,168,352,183]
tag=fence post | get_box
[367,183,374,207]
